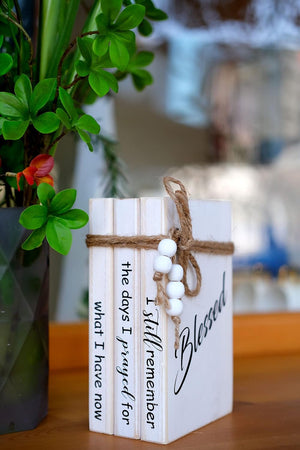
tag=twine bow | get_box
[164,176,202,297]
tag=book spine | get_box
[113,199,140,438]
[140,197,168,443]
[88,198,114,434]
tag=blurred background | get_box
[50,0,300,321]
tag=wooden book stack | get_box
[88,179,233,444]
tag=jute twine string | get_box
[86,176,234,349]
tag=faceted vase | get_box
[0,208,49,434]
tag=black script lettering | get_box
[122,326,132,334]
[95,341,104,349]
[213,299,219,321]
[116,336,135,402]
[147,379,154,389]
[94,301,104,314]
[147,412,155,424]
[94,301,105,335]
[203,314,209,337]
[198,322,204,346]
[122,402,133,425]
[143,309,163,351]
[218,272,226,312]
[174,326,193,394]
[94,393,102,420]
[94,355,104,388]
[208,307,213,330]
[145,348,156,429]
[121,261,132,279]
[174,272,227,394]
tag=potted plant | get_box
[0,0,167,433]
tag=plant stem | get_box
[13,0,22,23]
[45,130,67,155]
[63,75,86,90]
[13,0,22,75]
[0,11,34,79]
[0,12,31,50]
[8,20,20,56]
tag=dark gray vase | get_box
[0,208,49,434]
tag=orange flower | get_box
[17,154,54,191]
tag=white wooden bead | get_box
[153,255,172,274]
[168,264,183,281]
[166,298,183,316]
[166,281,185,299]
[158,238,177,257]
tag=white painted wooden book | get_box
[88,198,114,434]
[113,199,141,439]
[140,197,233,444]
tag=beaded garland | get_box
[153,238,185,317]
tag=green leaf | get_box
[2,119,29,140]
[95,13,109,34]
[135,0,168,21]
[49,188,77,214]
[14,74,32,108]
[58,209,89,229]
[39,0,80,79]
[30,78,57,115]
[77,37,92,66]
[146,8,167,21]
[89,70,118,97]
[93,35,110,57]
[132,51,154,67]
[0,116,4,132]
[109,38,130,71]
[75,60,90,77]
[22,226,47,251]
[111,30,136,57]
[0,93,27,118]
[114,4,145,30]
[101,0,122,22]
[46,217,72,255]
[56,107,72,129]
[77,128,93,151]
[59,87,78,120]
[113,30,135,45]
[32,112,60,133]
[37,183,55,206]
[75,114,100,134]
[131,68,153,90]
[0,53,13,76]
[138,19,153,36]
[19,205,48,230]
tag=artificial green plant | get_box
[0,0,167,254]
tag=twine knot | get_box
[164,177,202,298]
[153,177,201,347]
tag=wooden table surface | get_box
[1,353,299,450]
